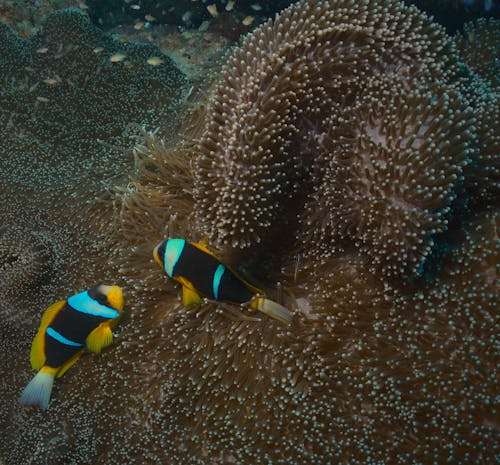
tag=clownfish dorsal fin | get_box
[86,323,113,354]
[191,239,218,258]
[55,350,85,378]
[30,300,66,370]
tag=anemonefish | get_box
[153,238,292,324]
[19,285,124,410]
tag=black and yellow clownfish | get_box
[153,238,292,324]
[19,285,124,410]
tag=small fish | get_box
[293,254,301,283]
[153,239,292,324]
[19,285,124,410]
[225,1,235,11]
[466,30,475,44]
[36,96,50,103]
[147,56,164,66]
[93,46,104,54]
[130,4,140,10]
[242,15,255,26]
[134,21,145,30]
[207,4,218,17]
[110,52,127,62]
[43,78,58,85]
[36,47,48,54]
[198,21,210,32]
[145,14,156,22]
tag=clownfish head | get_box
[92,284,124,312]
[153,238,186,278]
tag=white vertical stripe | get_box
[164,239,185,277]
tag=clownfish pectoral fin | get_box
[86,323,113,354]
[56,349,85,378]
[30,300,66,370]
[19,365,57,410]
[249,297,293,324]
[182,285,202,307]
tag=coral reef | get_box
[0,0,81,37]
[1,1,498,465]
[0,7,187,462]
[404,0,500,33]
[453,18,499,210]
[86,0,295,31]
[0,225,57,320]
[456,17,499,91]
[0,7,187,318]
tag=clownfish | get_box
[19,285,124,410]
[153,238,292,324]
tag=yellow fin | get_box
[30,300,66,370]
[249,297,293,324]
[175,276,202,306]
[55,350,84,378]
[182,285,202,307]
[86,323,113,354]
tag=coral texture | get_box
[87,0,295,30]
[0,8,187,320]
[404,0,500,32]
[303,78,472,277]
[0,0,80,37]
[456,17,499,91]
[453,18,499,209]
[1,1,498,465]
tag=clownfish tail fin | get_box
[249,297,293,324]
[19,366,57,411]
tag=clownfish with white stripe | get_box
[19,285,124,410]
[153,238,292,324]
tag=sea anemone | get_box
[302,77,473,277]
[193,0,465,279]
[453,19,499,209]
[0,226,55,319]
[1,1,497,465]
[456,17,500,91]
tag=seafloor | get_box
[0,1,498,464]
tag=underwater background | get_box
[0,0,498,464]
